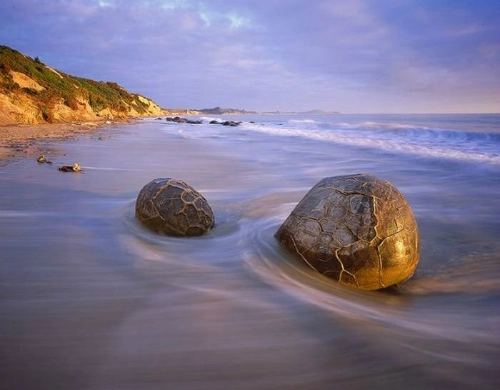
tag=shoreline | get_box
[0,118,136,161]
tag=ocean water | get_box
[1,114,499,389]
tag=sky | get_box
[1,0,499,113]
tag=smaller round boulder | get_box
[135,178,214,236]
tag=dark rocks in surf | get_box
[37,154,53,164]
[275,174,420,290]
[210,120,242,126]
[222,120,241,126]
[164,117,242,126]
[58,163,82,172]
[135,178,214,237]
[166,116,202,124]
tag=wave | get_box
[242,118,500,166]
[288,119,318,124]
[150,115,500,165]
[340,121,500,143]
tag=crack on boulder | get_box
[275,174,420,290]
[290,235,319,273]
[334,247,359,287]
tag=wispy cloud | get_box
[0,0,499,112]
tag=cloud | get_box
[0,0,499,112]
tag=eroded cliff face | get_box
[0,46,165,125]
[0,73,165,125]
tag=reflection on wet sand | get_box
[1,117,499,389]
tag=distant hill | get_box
[261,109,340,115]
[198,107,257,115]
[0,45,164,125]
[299,109,340,115]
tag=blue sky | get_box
[1,0,499,113]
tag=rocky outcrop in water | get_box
[165,117,202,124]
[162,117,242,126]
[208,120,242,126]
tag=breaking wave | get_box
[241,116,500,166]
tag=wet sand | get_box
[0,120,133,161]
[1,116,499,389]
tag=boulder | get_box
[222,120,241,126]
[135,178,214,236]
[275,174,420,290]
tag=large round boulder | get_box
[275,174,420,290]
[135,178,214,236]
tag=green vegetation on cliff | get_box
[0,45,163,124]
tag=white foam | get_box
[241,120,500,166]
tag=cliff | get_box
[0,46,164,125]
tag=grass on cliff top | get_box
[0,45,152,122]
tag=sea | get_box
[1,113,499,389]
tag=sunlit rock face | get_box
[275,174,420,290]
[135,178,214,237]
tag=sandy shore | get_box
[0,120,134,161]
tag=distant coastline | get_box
[164,107,340,116]
[259,109,341,115]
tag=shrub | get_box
[22,87,39,96]
[41,107,54,123]
[62,93,79,110]
[0,63,11,74]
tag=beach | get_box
[1,114,499,389]
[0,120,130,161]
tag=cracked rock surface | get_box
[135,178,214,236]
[275,174,420,290]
